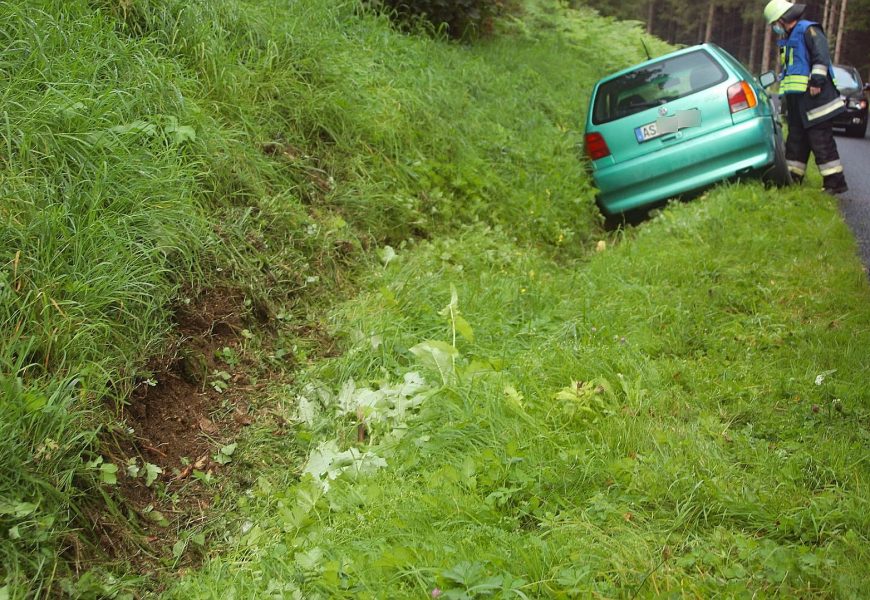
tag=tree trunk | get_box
[834,0,847,63]
[647,0,655,34]
[739,16,750,64]
[761,27,772,73]
[749,19,760,73]
[822,0,830,31]
[826,0,838,36]
[704,2,716,43]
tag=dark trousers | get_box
[784,95,847,191]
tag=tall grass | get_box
[1,0,660,594]
[0,2,216,591]
[167,184,870,598]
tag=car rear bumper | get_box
[594,116,776,214]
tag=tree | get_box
[704,2,716,43]
[580,0,870,77]
[834,0,848,63]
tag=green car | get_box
[585,44,790,218]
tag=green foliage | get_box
[13,0,850,596]
[165,185,870,598]
[2,0,625,585]
[371,0,503,38]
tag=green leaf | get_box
[172,539,186,559]
[504,385,525,410]
[410,340,458,384]
[295,546,324,573]
[0,501,39,518]
[168,124,196,144]
[15,502,37,518]
[144,463,163,487]
[213,443,237,466]
[144,509,169,527]
[100,463,118,485]
[454,314,474,343]
[24,392,47,412]
[109,120,157,137]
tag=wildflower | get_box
[431,588,442,598]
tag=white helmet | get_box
[764,0,805,23]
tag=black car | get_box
[777,64,869,138]
[831,64,868,138]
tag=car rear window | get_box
[592,49,727,125]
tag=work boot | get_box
[823,172,848,195]
[823,184,848,195]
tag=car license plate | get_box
[634,109,702,143]
[635,122,659,143]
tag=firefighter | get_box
[764,0,848,194]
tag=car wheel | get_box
[596,197,623,229]
[764,124,792,186]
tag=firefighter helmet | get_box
[764,0,804,23]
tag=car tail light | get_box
[585,132,610,160]
[727,81,758,113]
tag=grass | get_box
[164,183,870,598]
[0,0,651,595]
[2,0,868,596]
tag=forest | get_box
[579,0,870,77]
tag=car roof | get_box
[595,44,728,86]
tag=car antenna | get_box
[640,37,652,61]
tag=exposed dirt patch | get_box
[126,288,253,471]
[77,286,342,582]
[84,289,276,572]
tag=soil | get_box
[126,288,255,465]
[77,285,341,581]
[87,288,274,572]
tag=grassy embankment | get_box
[172,185,870,599]
[2,0,869,597]
[1,0,644,595]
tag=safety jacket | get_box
[778,20,845,126]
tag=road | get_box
[836,126,870,274]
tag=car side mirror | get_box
[758,71,777,88]
[864,82,870,91]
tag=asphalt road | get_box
[836,126,870,274]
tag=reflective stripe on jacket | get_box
[779,21,827,93]
[778,20,844,127]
